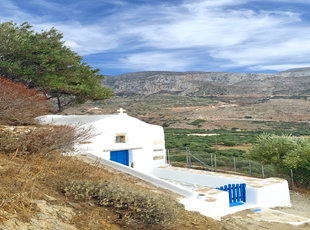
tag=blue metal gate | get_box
[217,183,246,207]
[110,150,129,166]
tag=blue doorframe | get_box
[110,150,129,166]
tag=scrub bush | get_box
[0,76,51,125]
[188,119,205,126]
[0,125,93,155]
[63,179,181,229]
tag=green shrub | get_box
[165,128,310,189]
[188,119,205,126]
[222,141,236,146]
[214,159,226,167]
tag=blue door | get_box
[110,150,129,166]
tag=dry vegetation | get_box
[0,150,222,229]
[0,76,51,125]
[0,125,94,156]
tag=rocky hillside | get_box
[102,67,310,98]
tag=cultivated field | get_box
[64,96,310,131]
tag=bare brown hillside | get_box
[0,152,222,230]
[102,68,310,97]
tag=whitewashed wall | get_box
[36,113,167,172]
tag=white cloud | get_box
[265,0,310,3]
[250,64,310,72]
[212,33,310,67]
[182,0,247,9]
[103,0,309,72]
[98,0,304,52]
[0,0,30,22]
[1,0,310,73]
[118,51,196,71]
[59,24,120,55]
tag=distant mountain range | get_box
[102,67,310,98]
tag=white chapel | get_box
[36,108,167,173]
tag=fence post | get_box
[249,160,252,175]
[210,153,213,169]
[261,164,265,178]
[186,147,191,168]
[214,154,217,172]
[233,157,236,172]
[167,149,170,165]
[290,169,294,191]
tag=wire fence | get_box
[166,148,296,190]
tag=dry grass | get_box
[0,125,95,155]
[0,152,221,229]
[0,150,116,226]
[0,76,51,126]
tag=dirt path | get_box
[276,191,310,219]
[222,191,310,230]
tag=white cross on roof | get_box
[117,108,126,114]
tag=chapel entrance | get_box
[110,150,129,166]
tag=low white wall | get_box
[180,190,230,220]
[152,167,246,188]
[83,153,196,198]
[246,180,291,207]
[79,155,291,220]
[151,166,291,209]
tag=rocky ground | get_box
[222,191,310,230]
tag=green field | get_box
[164,121,310,182]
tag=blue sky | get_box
[1,0,310,75]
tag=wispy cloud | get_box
[118,51,202,71]
[1,0,310,74]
